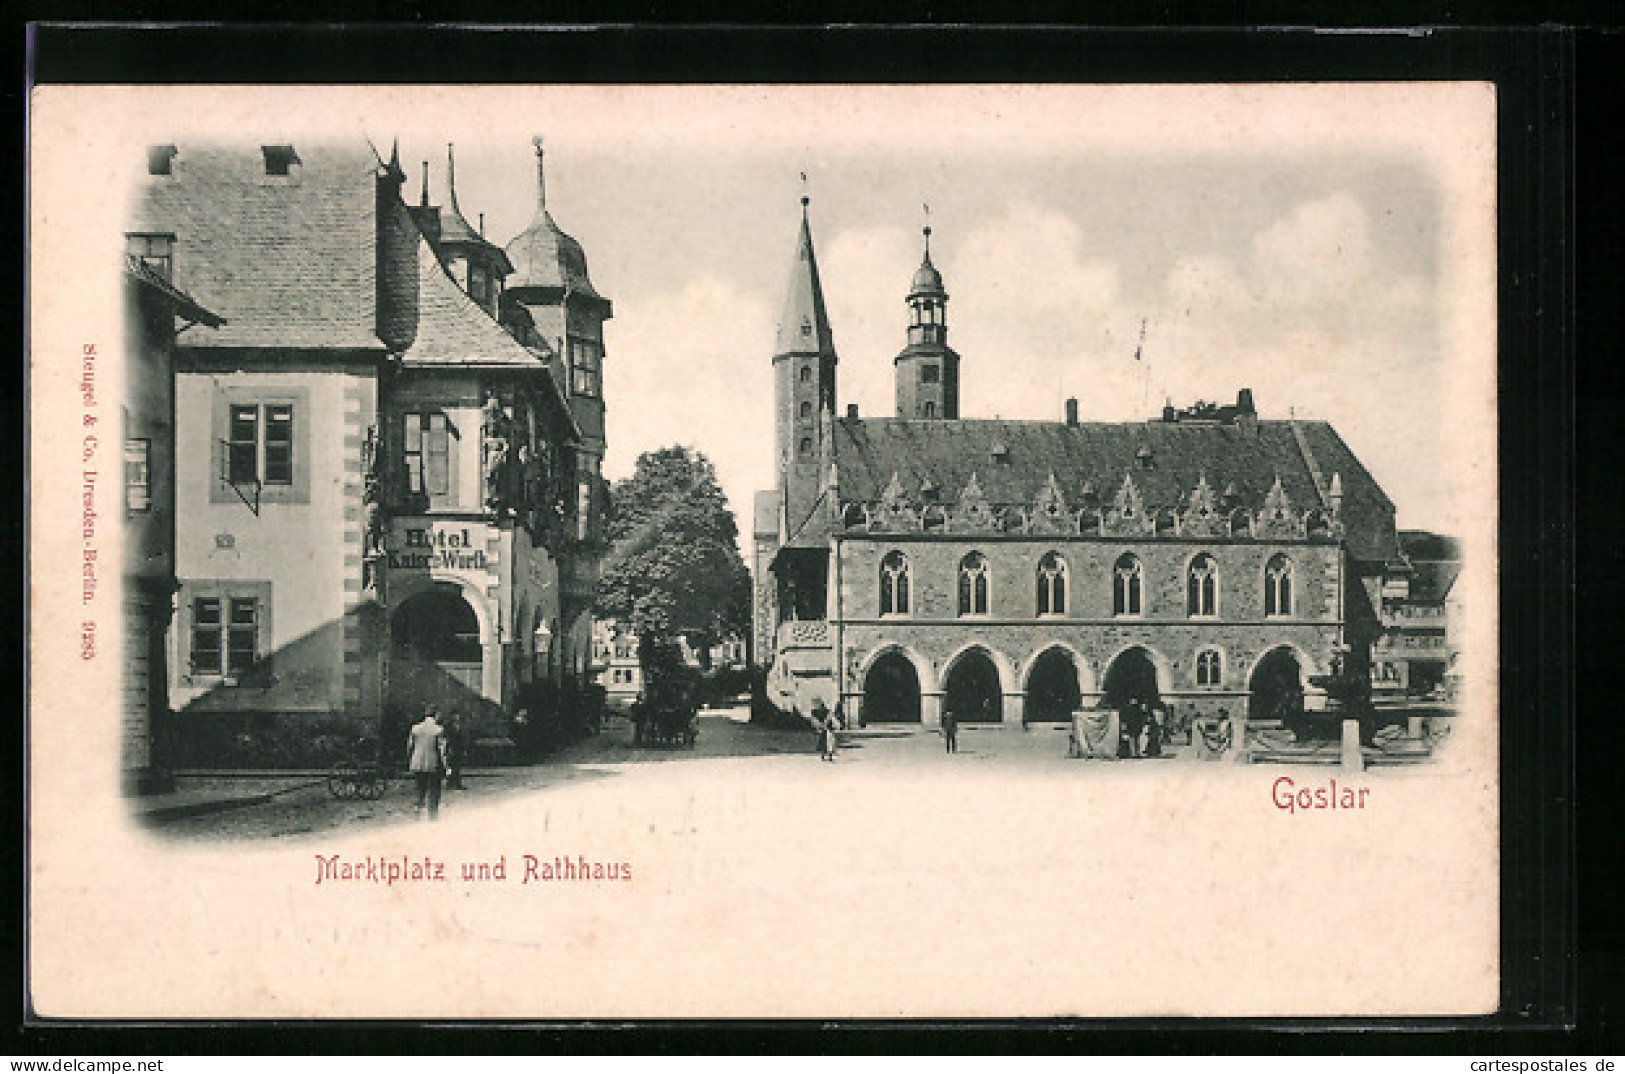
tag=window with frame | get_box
[190,594,259,678]
[958,551,991,616]
[124,439,151,513]
[799,401,812,420]
[1113,553,1143,616]
[923,401,937,418]
[1195,649,1222,687]
[402,411,452,497]
[1187,553,1218,616]
[227,403,294,487]
[1036,552,1067,615]
[1265,554,1294,617]
[879,551,910,615]
[922,364,940,384]
[570,339,603,398]
[126,233,174,282]
[800,364,812,384]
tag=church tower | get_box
[773,195,838,537]
[894,225,959,419]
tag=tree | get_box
[594,446,752,655]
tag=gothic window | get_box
[1113,553,1143,616]
[958,552,991,616]
[879,551,910,615]
[1195,649,1223,687]
[1187,553,1218,616]
[1265,554,1294,616]
[1036,552,1068,615]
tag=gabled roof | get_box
[131,144,383,350]
[828,416,1400,563]
[774,201,836,358]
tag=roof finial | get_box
[419,159,430,206]
[799,170,810,216]
[531,135,547,212]
[387,137,401,173]
[923,201,932,259]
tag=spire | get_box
[387,138,402,176]
[531,134,548,214]
[446,143,461,215]
[774,195,836,357]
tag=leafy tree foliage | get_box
[594,446,752,653]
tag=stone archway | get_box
[1102,646,1162,712]
[861,650,922,723]
[944,648,1003,722]
[1249,646,1305,720]
[1025,647,1082,721]
[389,582,488,720]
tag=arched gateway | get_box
[862,650,922,723]
[1025,647,1082,721]
[944,648,1003,722]
[389,583,486,716]
[1102,646,1162,712]
[1249,646,1305,720]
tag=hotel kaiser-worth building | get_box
[754,200,1408,730]
[129,138,610,763]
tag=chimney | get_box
[1065,397,1079,426]
[846,403,859,419]
[1236,387,1258,436]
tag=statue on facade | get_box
[481,392,511,514]
[360,423,385,590]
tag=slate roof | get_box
[825,416,1400,563]
[401,238,550,369]
[132,144,383,350]
[773,204,836,358]
[1398,530,1462,602]
[123,256,224,327]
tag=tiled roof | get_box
[401,239,550,369]
[774,206,836,358]
[131,144,383,350]
[829,416,1400,563]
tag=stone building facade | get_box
[754,202,1405,730]
[130,138,609,765]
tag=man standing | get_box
[407,707,449,820]
[941,707,959,754]
[444,712,467,790]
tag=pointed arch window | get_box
[1187,553,1218,616]
[1195,649,1223,687]
[1036,552,1068,615]
[1265,554,1294,617]
[879,551,910,615]
[958,552,991,616]
[1113,553,1143,616]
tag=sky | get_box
[94,83,1498,546]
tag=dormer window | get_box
[261,145,300,176]
[990,441,1010,464]
[127,233,175,282]
[146,145,177,176]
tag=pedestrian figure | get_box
[444,711,467,790]
[941,707,959,754]
[1144,704,1163,758]
[811,698,835,761]
[407,707,449,820]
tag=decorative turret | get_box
[894,220,960,420]
[422,143,513,317]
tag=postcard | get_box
[27,82,1498,1019]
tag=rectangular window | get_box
[227,597,258,675]
[263,405,293,485]
[403,412,452,497]
[570,340,602,398]
[190,598,223,675]
[227,404,259,484]
[922,364,940,384]
[126,233,174,281]
[124,439,151,512]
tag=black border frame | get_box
[14,19,1596,1053]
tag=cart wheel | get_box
[358,771,386,800]
[327,761,360,800]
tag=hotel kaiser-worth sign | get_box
[384,518,493,584]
